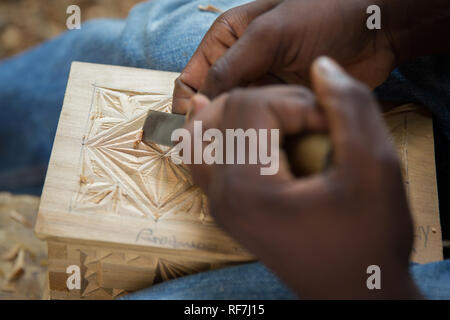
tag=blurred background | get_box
[0,0,142,59]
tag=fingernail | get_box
[187,94,210,122]
[191,93,210,108]
[314,56,346,82]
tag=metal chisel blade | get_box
[142,110,186,147]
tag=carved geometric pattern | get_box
[71,87,211,223]
[153,258,211,284]
[47,241,230,300]
[79,249,129,299]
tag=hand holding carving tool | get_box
[142,110,331,176]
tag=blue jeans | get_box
[118,261,450,300]
[0,0,448,299]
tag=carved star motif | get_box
[72,87,210,223]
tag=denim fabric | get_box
[119,262,297,300]
[119,261,450,300]
[410,261,450,299]
[0,0,250,194]
[0,0,448,299]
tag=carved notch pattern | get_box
[48,242,220,299]
[71,87,210,222]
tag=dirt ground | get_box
[0,193,46,299]
[0,0,143,59]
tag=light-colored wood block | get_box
[35,62,442,300]
[35,62,253,300]
[385,105,443,263]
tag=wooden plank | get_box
[385,106,443,263]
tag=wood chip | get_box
[80,175,89,184]
[1,243,22,261]
[198,4,223,13]
[1,281,16,293]
[23,246,36,262]
[133,129,143,149]
[39,259,48,267]
[6,248,26,282]
[8,210,32,228]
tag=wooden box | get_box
[35,62,442,300]
[35,62,253,299]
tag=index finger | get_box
[172,0,281,114]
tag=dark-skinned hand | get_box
[173,0,395,114]
[184,57,421,299]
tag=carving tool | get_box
[142,110,331,176]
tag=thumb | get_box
[187,93,210,121]
[311,56,391,166]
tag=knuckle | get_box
[217,7,239,22]
[173,75,185,91]
[214,12,231,30]
[228,87,266,112]
[208,60,229,88]
[213,8,242,35]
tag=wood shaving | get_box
[198,4,223,13]
[7,248,25,282]
[90,111,103,120]
[1,243,22,261]
[23,246,36,262]
[80,175,89,184]
[39,259,48,267]
[133,129,144,149]
[1,281,15,293]
[8,210,32,228]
